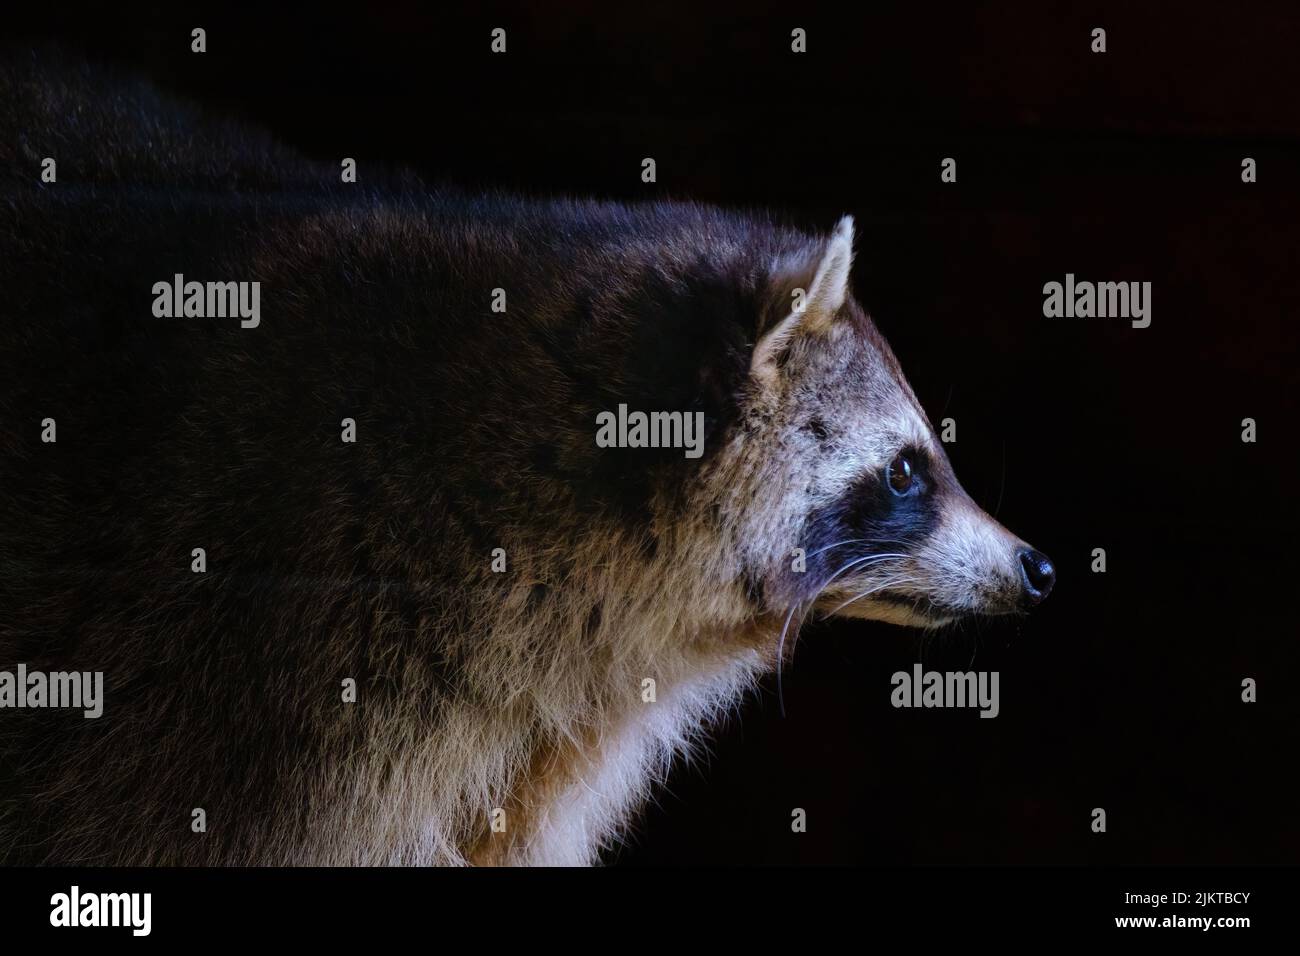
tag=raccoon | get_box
[0,55,1054,866]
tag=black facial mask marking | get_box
[793,447,941,604]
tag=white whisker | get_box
[774,603,800,718]
[775,552,910,717]
[803,538,868,560]
[815,553,908,594]
[824,574,918,616]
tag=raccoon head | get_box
[733,215,1054,629]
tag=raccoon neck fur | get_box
[302,520,778,867]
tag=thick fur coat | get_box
[0,54,1048,865]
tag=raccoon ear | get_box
[750,215,856,389]
[801,214,855,324]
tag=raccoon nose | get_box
[1017,549,1056,605]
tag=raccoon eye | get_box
[887,454,914,495]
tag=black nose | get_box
[1017,548,1056,605]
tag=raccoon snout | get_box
[1017,548,1056,606]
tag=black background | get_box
[9,1,1298,865]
